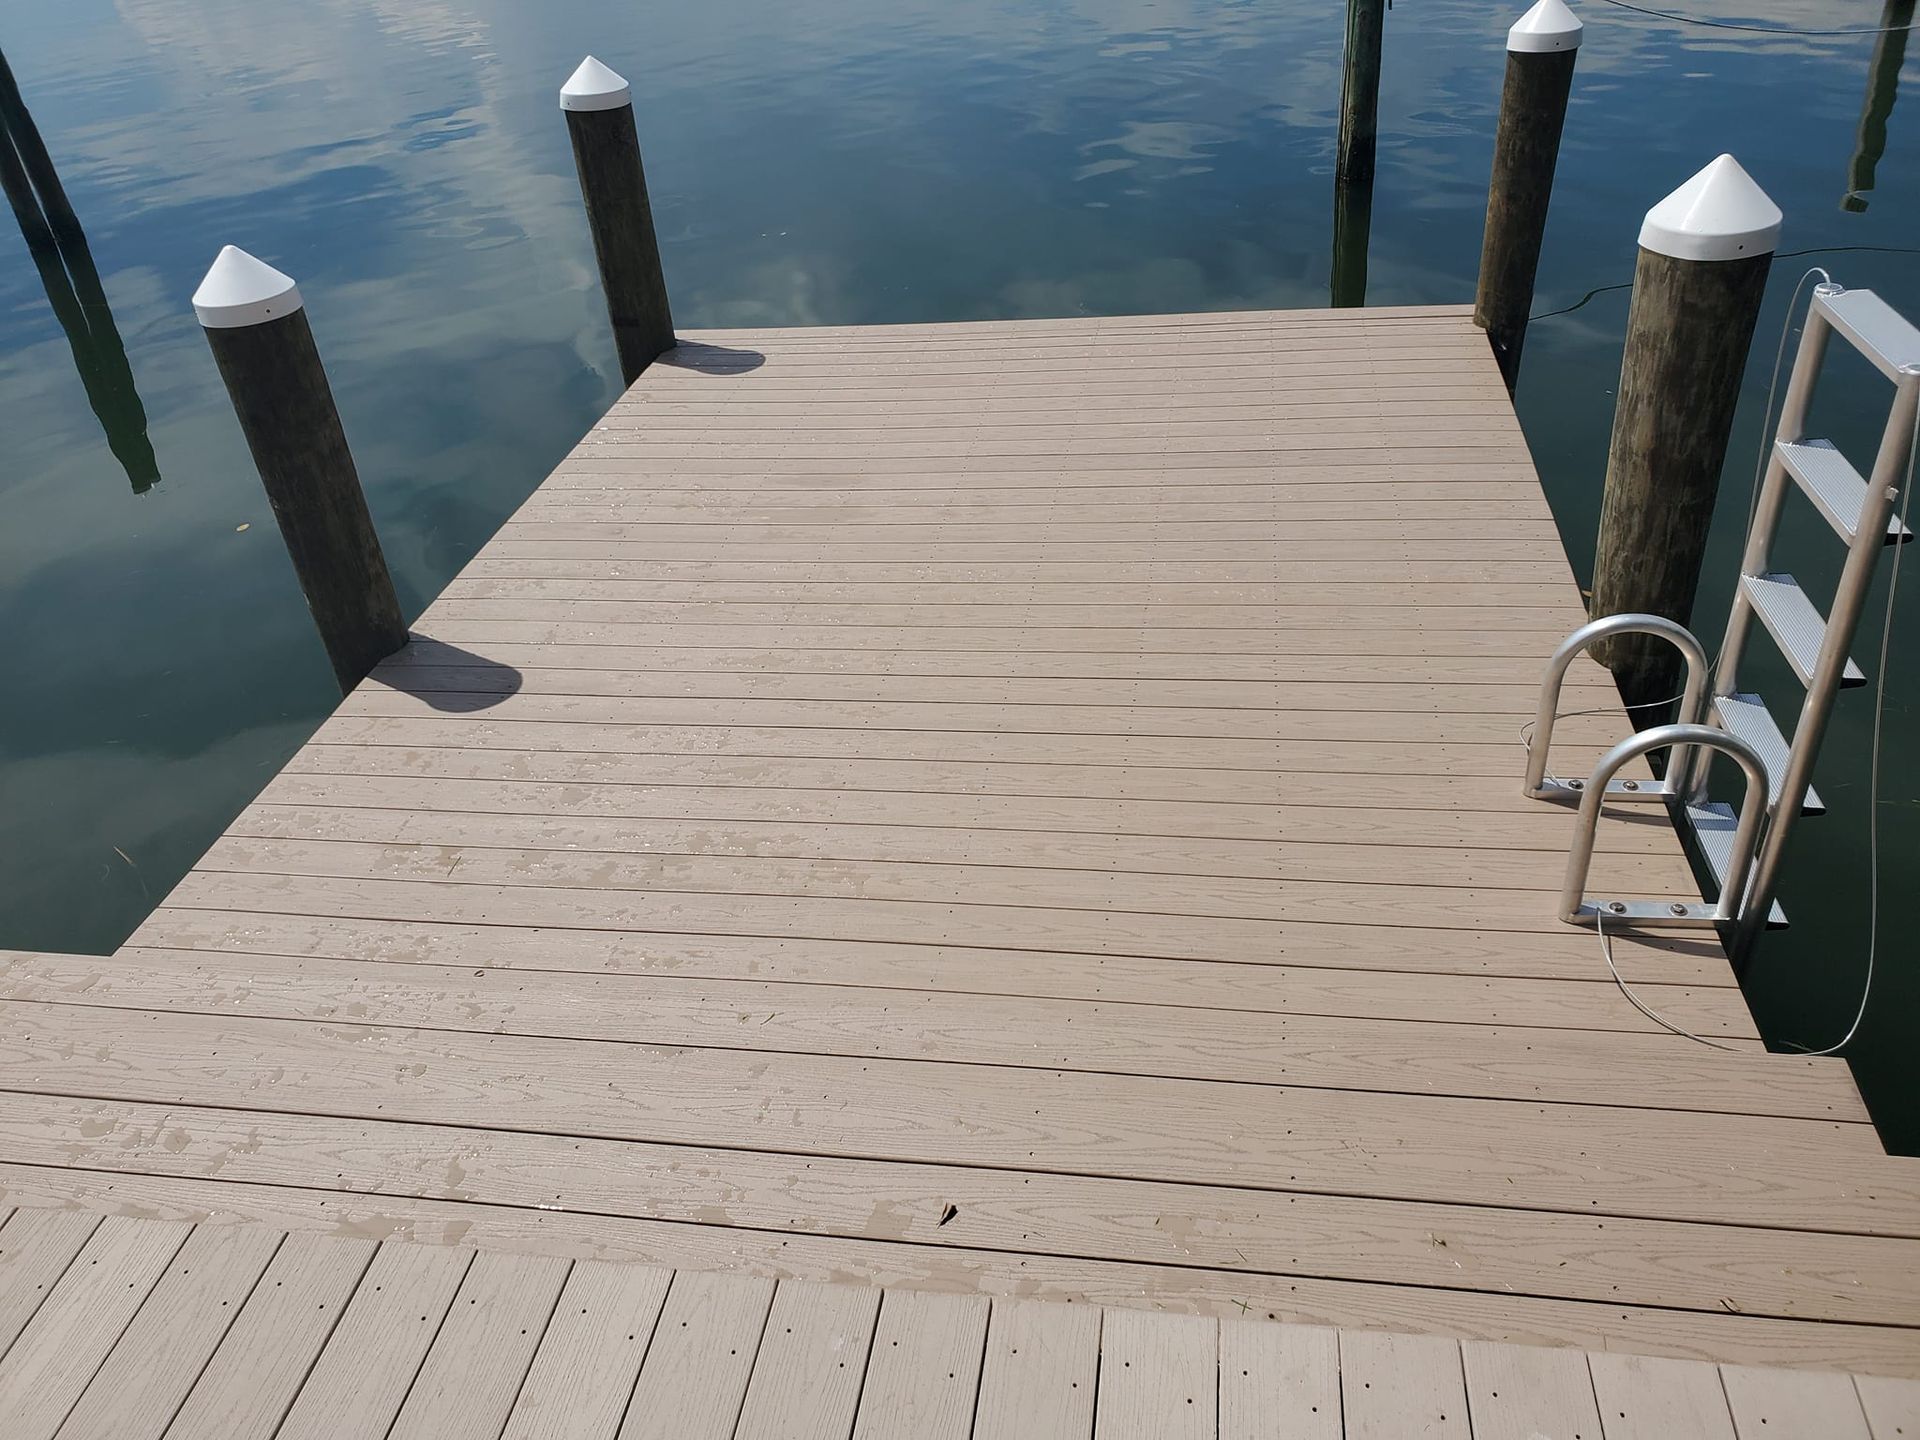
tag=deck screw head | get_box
[1622,779,1640,791]
[1569,779,1585,790]
[1608,901,1628,914]
[1670,902,1690,916]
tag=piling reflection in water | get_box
[1330,167,1374,309]
[1842,0,1914,213]
[0,49,159,493]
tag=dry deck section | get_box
[3,305,1920,1383]
[3,1208,1917,1440]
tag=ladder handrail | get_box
[1698,284,1838,787]
[1731,370,1919,958]
[1524,613,1708,800]
[1559,723,1769,926]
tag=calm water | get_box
[3,0,1916,1143]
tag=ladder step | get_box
[1741,573,1867,689]
[1684,802,1788,929]
[1777,439,1912,546]
[1710,692,1825,815]
[1815,287,1920,382]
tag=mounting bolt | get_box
[1622,779,1640,791]
[1608,901,1628,914]
[1569,779,1585,790]
[1669,902,1690,917]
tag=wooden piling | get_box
[561,56,674,386]
[1590,156,1782,713]
[193,245,407,691]
[1473,0,1582,391]
[1336,0,1386,190]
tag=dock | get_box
[4,303,1919,1434]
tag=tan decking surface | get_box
[2,305,1919,1388]
[2,1209,1916,1440]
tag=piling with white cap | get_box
[194,245,407,690]
[561,55,674,384]
[1472,0,1583,390]
[1590,156,1783,712]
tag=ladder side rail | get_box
[1712,299,1834,695]
[1731,374,1920,961]
[1691,297,1837,799]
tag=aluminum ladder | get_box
[1526,282,1919,961]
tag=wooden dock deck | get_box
[3,1208,1916,1439]
[3,303,1919,1427]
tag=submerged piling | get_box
[194,245,407,691]
[1589,156,1781,713]
[562,56,675,385]
[1473,0,1582,391]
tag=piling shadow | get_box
[656,340,766,374]
[368,636,525,712]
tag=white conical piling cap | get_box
[1638,154,1783,262]
[560,56,632,112]
[191,245,303,328]
[1508,0,1583,53]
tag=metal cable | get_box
[1596,909,1745,1049]
[1787,414,1917,1055]
[1588,0,1918,36]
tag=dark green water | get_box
[2,1,1915,1143]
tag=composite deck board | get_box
[128,899,1740,986]
[3,305,1916,1388]
[12,1094,1915,1323]
[54,1223,282,1440]
[500,1259,671,1440]
[1460,1338,1605,1440]
[363,667,1612,712]
[731,1279,880,1440]
[272,745,1670,819]
[18,953,1866,1121]
[1721,1363,1873,1439]
[2,1008,1904,1242]
[970,1298,1102,1440]
[1586,1353,1738,1440]
[1219,1319,1342,1440]
[194,822,1698,900]
[10,1168,1920,1377]
[850,1289,989,1440]
[92,938,1760,1037]
[618,1269,774,1440]
[0,1207,100,1357]
[162,1232,372,1440]
[240,776,1678,855]
[1338,1328,1471,1440]
[1095,1308,1218,1440]
[218,807,1702,891]
[1856,1373,1920,1437]
[0,1215,190,1440]
[386,1250,571,1440]
[380,636,1615,680]
[274,1241,472,1440]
